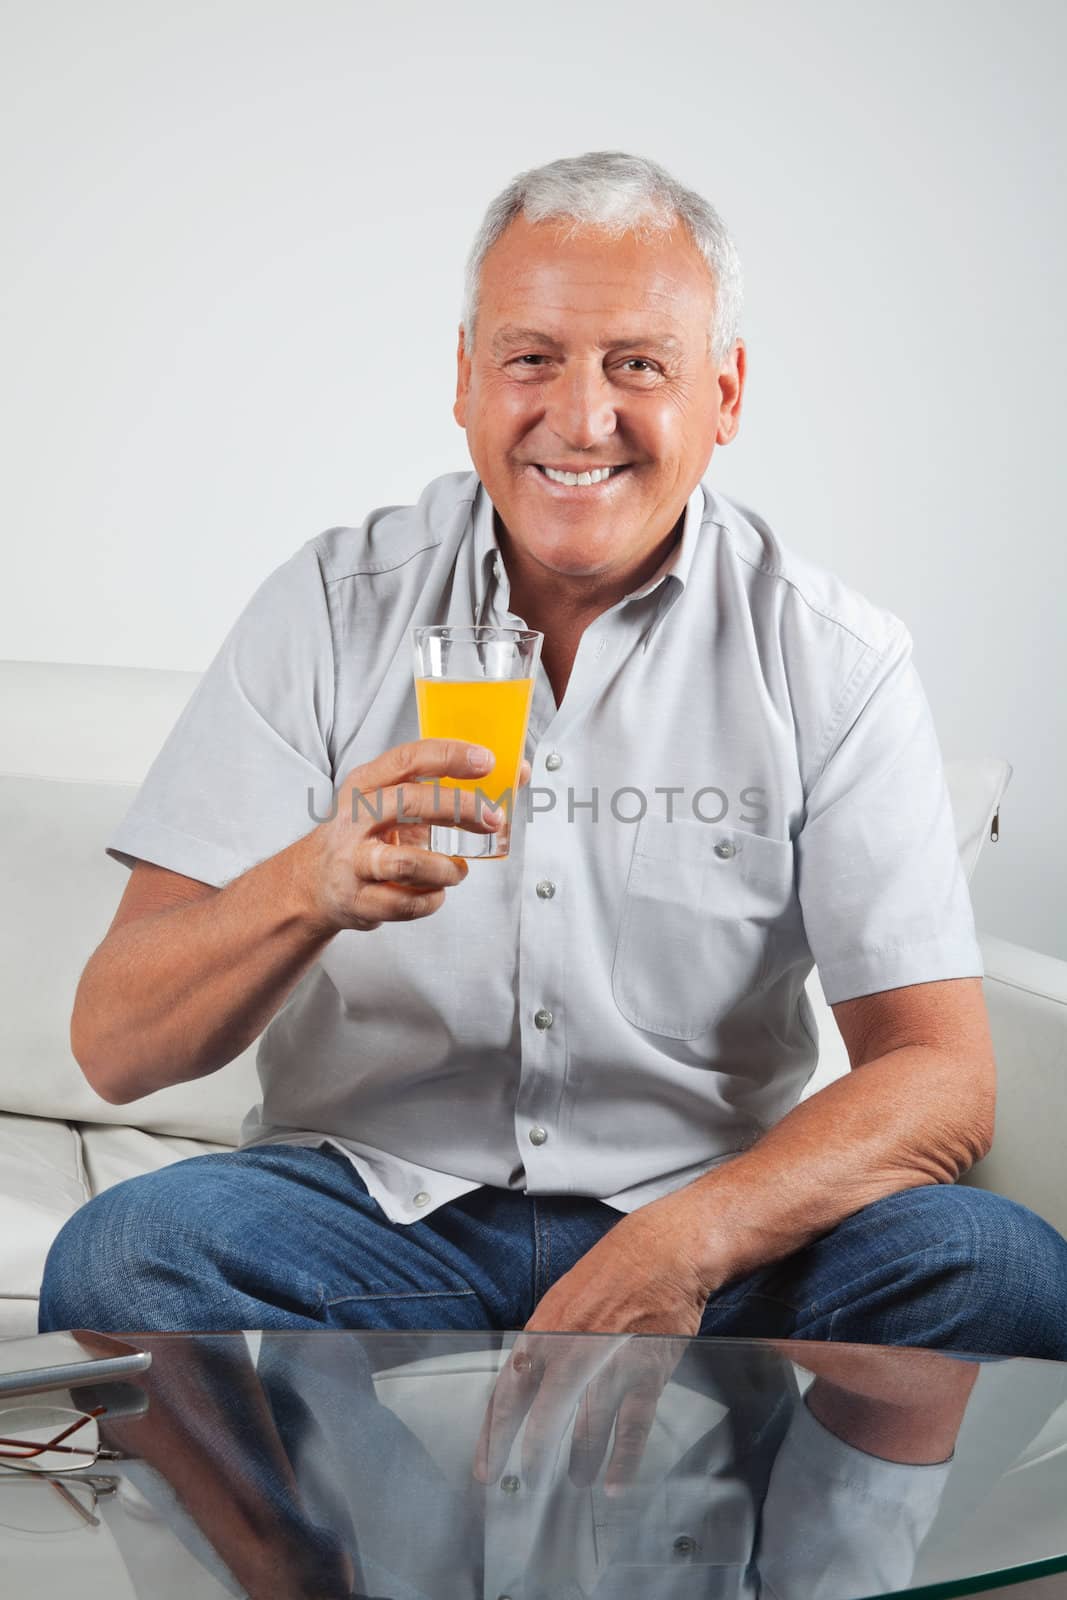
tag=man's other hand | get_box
[473,1195,711,1496]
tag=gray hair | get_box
[461,150,743,368]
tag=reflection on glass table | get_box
[0,1329,1065,1599]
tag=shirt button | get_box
[413,1191,431,1207]
[500,1473,521,1494]
[533,1007,554,1030]
[529,1126,548,1146]
[545,752,563,772]
[714,840,736,859]
[535,880,556,899]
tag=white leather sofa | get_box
[2,657,1065,1341]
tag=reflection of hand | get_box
[473,1199,709,1494]
[72,1333,360,1599]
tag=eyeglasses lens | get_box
[0,1405,100,1473]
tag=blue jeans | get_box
[38,1143,1067,1356]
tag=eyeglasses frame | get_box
[0,1404,127,1533]
[0,1403,123,1467]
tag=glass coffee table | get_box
[0,1329,1065,1599]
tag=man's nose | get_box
[546,363,618,451]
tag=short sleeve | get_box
[797,620,983,1006]
[106,539,336,887]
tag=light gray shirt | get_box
[107,470,983,1225]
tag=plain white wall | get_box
[3,0,1064,957]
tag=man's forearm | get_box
[72,833,335,1103]
[674,1046,995,1294]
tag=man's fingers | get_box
[348,774,508,838]
[349,779,504,836]
[392,782,506,833]
[351,882,447,925]
[358,738,496,790]
[391,819,432,850]
[473,1342,545,1484]
[475,1339,663,1493]
[519,1345,616,1486]
[362,838,468,890]
[603,1372,666,1495]
[568,1372,618,1488]
[571,1349,672,1492]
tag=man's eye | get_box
[509,354,660,374]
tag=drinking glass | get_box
[412,625,543,859]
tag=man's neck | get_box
[492,509,685,707]
[491,510,684,639]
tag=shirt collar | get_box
[470,483,508,620]
[469,477,708,624]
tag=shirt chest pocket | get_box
[611,817,797,1040]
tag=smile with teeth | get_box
[537,464,628,487]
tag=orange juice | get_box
[415,677,533,805]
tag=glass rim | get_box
[411,624,542,645]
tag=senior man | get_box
[40,151,1067,1363]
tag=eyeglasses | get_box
[0,1467,121,1533]
[0,1403,125,1535]
[0,1402,123,1473]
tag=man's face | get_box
[453,213,745,588]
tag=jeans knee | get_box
[39,1186,129,1331]
[914,1184,1065,1267]
[38,1152,334,1333]
[885,1184,1067,1358]
[38,1163,208,1332]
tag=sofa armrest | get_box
[958,934,1067,1238]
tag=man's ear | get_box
[715,338,746,447]
[453,324,471,429]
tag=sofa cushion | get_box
[77,1123,232,1197]
[0,658,202,787]
[0,773,260,1143]
[0,1112,88,1302]
[0,1112,231,1334]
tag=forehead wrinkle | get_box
[491,262,695,310]
[490,323,688,359]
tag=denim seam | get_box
[532,1197,543,1306]
[323,1289,478,1307]
[545,1211,552,1297]
[704,1289,803,1316]
[803,1213,961,1323]
[817,1237,960,1339]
